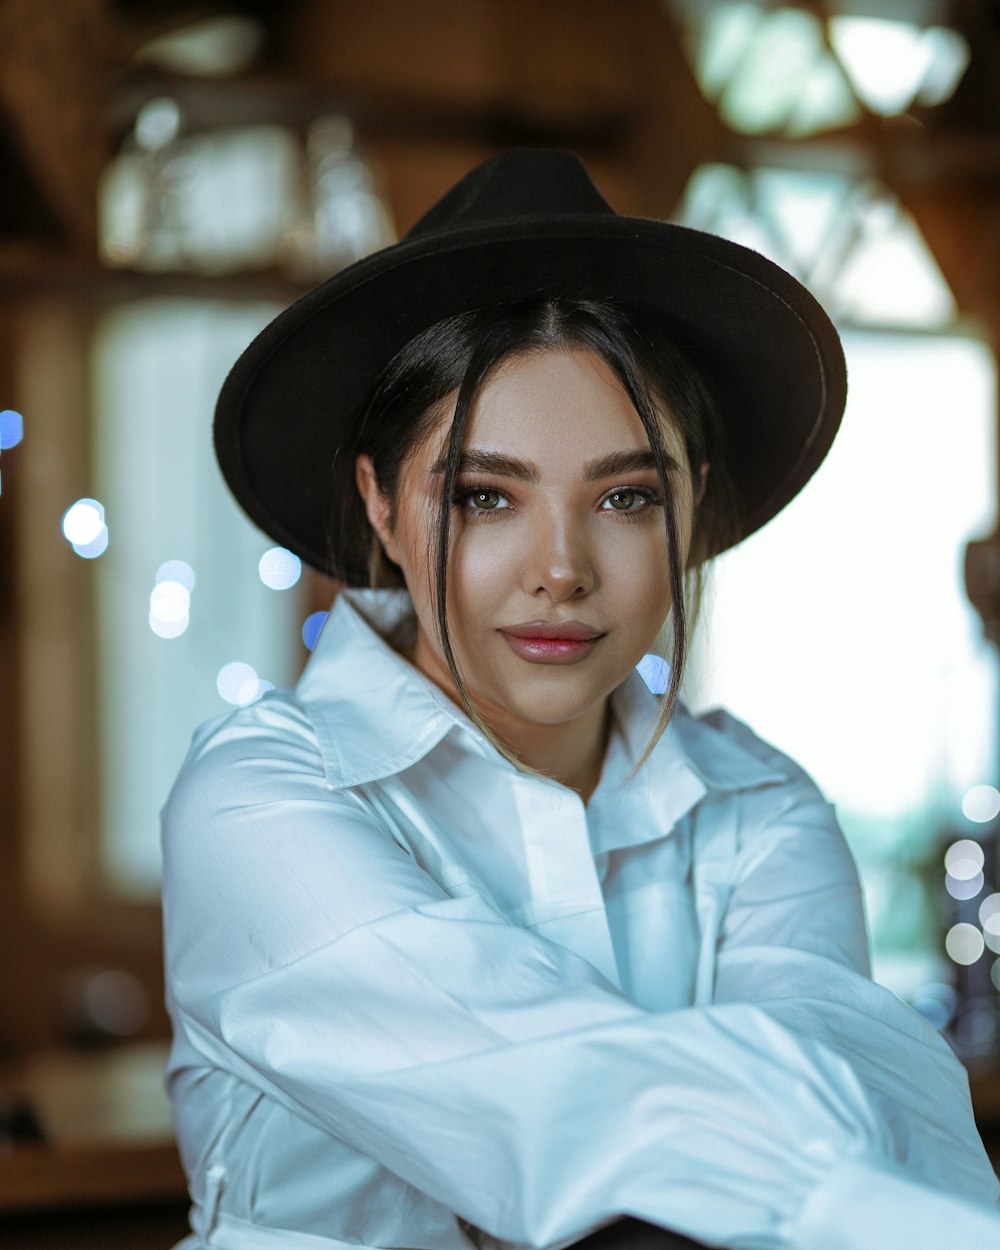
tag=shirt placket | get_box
[512,776,622,989]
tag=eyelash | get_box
[451,483,664,522]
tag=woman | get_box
[162,149,1000,1250]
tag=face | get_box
[356,348,703,746]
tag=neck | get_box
[491,699,613,804]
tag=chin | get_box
[485,683,616,729]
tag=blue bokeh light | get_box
[302,610,330,651]
[910,982,959,1033]
[0,409,23,449]
[635,653,671,694]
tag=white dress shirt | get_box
[161,588,1000,1250]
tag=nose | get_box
[522,506,596,601]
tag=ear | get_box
[355,454,400,564]
[695,460,710,509]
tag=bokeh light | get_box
[149,578,191,638]
[302,610,329,651]
[259,546,302,590]
[81,970,149,1038]
[636,653,671,694]
[945,922,985,966]
[979,893,1000,927]
[944,838,984,880]
[980,895,1000,953]
[135,97,181,151]
[945,870,985,901]
[910,982,958,1032]
[962,784,1000,824]
[955,1005,997,1057]
[155,559,196,591]
[0,409,23,449]
[62,498,105,546]
[150,613,189,639]
[62,497,110,559]
[149,563,194,639]
[217,661,261,706]
[74,527,110,559]
[150,580,190,623]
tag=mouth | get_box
[498,621,604,665]
[500,621,603,641]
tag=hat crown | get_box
[403,148,616,241]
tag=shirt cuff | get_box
[793,1154,1000,1250]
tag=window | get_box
[93,300,305,895]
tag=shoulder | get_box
[679,704,855,864]
[177,686,323,782]
[692,705,819,788]
[161,687,342,844]
[160,688,447,992]
[160,687,407,912]
[674,701,823,803]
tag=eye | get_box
[601,487,659,514]
[469,489,504,509]
[452,485,511,517]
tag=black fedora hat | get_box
[214,148,846,579]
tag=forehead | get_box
[434,347,684,460]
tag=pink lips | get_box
[502,620,602,641]
[499,620,603,664]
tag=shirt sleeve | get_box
[162,697,1000,1250]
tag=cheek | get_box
[450,527,516,577]
[444,532,512,631]
[606,519,672,575]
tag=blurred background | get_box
[1,0,1000,1244]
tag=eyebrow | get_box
[430,448,678,482]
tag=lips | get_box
[500,620,603,641]
[498,621,604,666]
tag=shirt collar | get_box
[297,589,785,812]
[586,671,786,852]
[296,588,517,789]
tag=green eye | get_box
[601,487,662,516]
[452,486,510,515]
[607,490,638,510]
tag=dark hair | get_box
[331,299,740,776]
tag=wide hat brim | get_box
[215,149,846,580]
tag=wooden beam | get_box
[284,0,634,129]
[621,0,726,220]
[902,183,1000,324]
[0,0,114,250]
